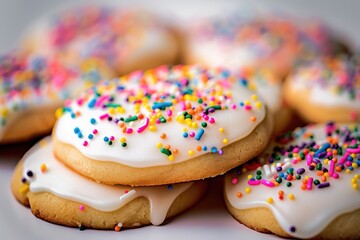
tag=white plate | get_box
[0,141,280,240]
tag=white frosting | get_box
[55,66,266,167]
[291,75,360,109]
[225,123,360,238]
[22,137,193,225]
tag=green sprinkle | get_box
[124,115,138,122]
[160,148,171,156]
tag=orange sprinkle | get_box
[236,192,243,198]
[160,133,166,139]
[138,113,144,119]
[301,184,307,190]
[278,190,284,196]
[173,149,179,154]
[196,146,202,151]
[119,122,125,128]
[114,225,121,232]
[164,144,171,149]
[321,176,327,182]
[40,164,47,173]
[317,171,324,176]
[335,166,342,172]
[250,116,257,122]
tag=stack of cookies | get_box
[11,64,273,230]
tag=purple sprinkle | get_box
[290,226,296,232]
[309,165,315,171]
[218,150,223,155]
[26,170,33,177]
[318,182,330,189]
[276,166,282,172]
[296,168,305,175]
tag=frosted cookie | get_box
[0,52,111,144]
[22,6,179,75]
[185,15,339,78]
[284,55,360,123]
[53,65,272,186]
[238,67,293,134]
[11,137,206,230]
[224,122,360,239]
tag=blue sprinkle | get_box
[314,143,330,158]
[77,132,83,138]
[278,172,285,178]
[104,136,109,142]
[203,146,208,151]
[74,127,80,134]
[90,118,96,125]
[167,185,173,190]
[88,134,94,140]
[152,102,173,110]
[239,102,244,107]
[88,98,97,108]
[195,128,205,141]
[349,166,354,171]
[211,147,217,153]
[71,113,76,119]
[183,132,188,138]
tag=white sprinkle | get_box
[119,189,136,201]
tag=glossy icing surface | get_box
[22,137,193,225]
[225,122,360,238]
[0,52,106,140]
[289,56,360,109]
[55,65,266,167]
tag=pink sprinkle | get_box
[346,147,360,154]
[292,159,298,164]
[99,113,109,120]
[293,148,299,153]
[92,129,98,134]
[126,128,133,134]
[79,205,85,211]
[202,115,209,121]
[95,95,109,107]
[345,161,352,167]
[166,110,172,117]
[77,98,84,106]
[244,105,252,111]
[83,141,88,147]
[210,96,215,101]
[326,152,332,157]
[261,179,275,187]
[247,179,260,186]
[156,119,161,124]
[137,117,149,133]
[231,104,237,109]
[329,160,335,177]
[307,177,313,190]
[64,99,72,106]
[110,136,115,141]
[339,153,349,164]
[306,154,313,166]
[231,177,238,185]
[189,132,195,137]
[332,173,339,179]
[209,118,215,124]
[180,101,186,111]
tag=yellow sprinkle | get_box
[346,169,351,174]
[223,139,229,144]
[353,183,358,189]
[183,128,188,132]
[244,100,251,106]
[267,197,273,204]
[168,155,175,161]
[324,159,329,165]
[39,139,48,147]
[191,122,198,128]
[120,137,126,143]
[108,108,116,115]
[251,94,258,101]
[149,126,157,132]
[304,176,309,180]
[245,187,251,194]
[218,127,224,133]
[352,163,358,168]
[354,174,359,180]
[40,164,47,173]
[352,178,356,184]
[19,184,29,195]
[188,150,194,156]
[351,153,356,159]
[247,174,253,180]
[288,194,295,200]
[255,101,262,109]
[55,108,64,118]
[323,172,329,178]
[156,143,162,148]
